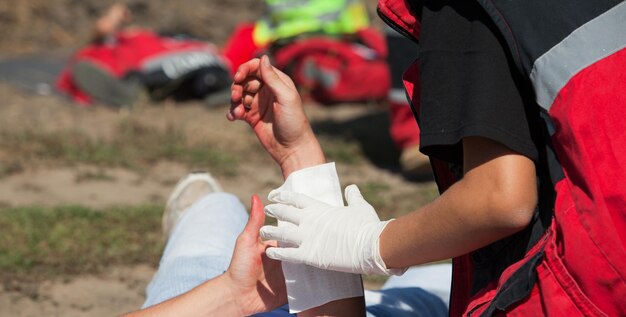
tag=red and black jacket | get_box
[378,0,626,316]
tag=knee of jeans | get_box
[202,192,242,207]
[192,192,248,220]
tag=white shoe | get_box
[162,172,222,239]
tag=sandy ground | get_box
[1,265,154,317]
[0,82,435,316]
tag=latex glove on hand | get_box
[260,184,406,276]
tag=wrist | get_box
[368,220,406,276]
[220,273,249,317]
[279,135,325,178]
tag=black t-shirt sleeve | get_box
[417,0,539,165]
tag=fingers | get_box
[242,93,255,109]
[260,225,303,246]
[243,79,263,94]
[259,55,292,99]
[232,79,262,102]
[267,190,320,209]
[227,101,246,121]
[344,184,366,206]
[265,247,303,264]
[229,84,258,120]
[264,203,302,224]
[229,58,264,120]
[243,195,265,236]
[233,58,261,84]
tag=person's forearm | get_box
[121,274,242,317]
[380,138,537,268]
[381,182,529,268]
[298,296,366,317]
[279,134,326,178]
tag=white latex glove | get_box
[260,184,406,276]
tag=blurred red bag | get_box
[273,28,390,104]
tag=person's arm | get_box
[120,274,242,317]
[92,3,131,42]
[260,137,537,276]
[380,136,537,268]
[228,56,325,178]
[229,56,366,316]
[121,196,287,317]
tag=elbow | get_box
[502,203,536,232]
[488,188,537,233]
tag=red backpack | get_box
[272,28,390,104]
[378,0,626,316]
[57,30,229,105]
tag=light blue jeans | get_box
[143,192,450,317]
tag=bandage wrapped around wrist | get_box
[268,163,364,313]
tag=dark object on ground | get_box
[0,52,67,95]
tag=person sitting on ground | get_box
[122,171,450,316]
[56,3,232,108]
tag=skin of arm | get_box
[120,274,242,317]
[92,3,131,42]
[228,56,325,178]
[229,56,366,316]
[380,136,538,268]
[121,195,287,317]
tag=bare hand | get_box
[228,56,325,177]
[225,195,287,315]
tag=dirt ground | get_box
[0,1,434,315]
[0,0,263,55]
[0,83,436,316]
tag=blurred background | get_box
[0,1,438,315]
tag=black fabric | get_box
[418,0,540,165]
[172,66,231,100]
[386,33,419,90]
[479,250,545,317]
[476,0,621,75]
[139,64,231,101]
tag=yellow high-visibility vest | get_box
[252,0,369,46]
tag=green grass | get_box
[0,205,164,284]
[359,182,391,210]
[319,136,363,165]
[0,119,239,177]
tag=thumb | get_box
[259,55,288,96]
[244,194,265,237]
[345,184,367,206]
[266,247,302,264]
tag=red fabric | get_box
[389,102,420,150]
[377,0,421,41]
[56,29,223,105]
[382,0,626,315]
[56,42,122,104]
[356,28,388,58]
[222,23,266,74]
[545,47,626,316]
[458,48,626,317]
[273,28,390,104]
